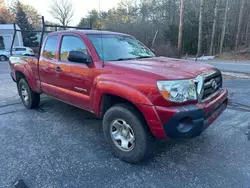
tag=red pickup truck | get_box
[9,30,228,163]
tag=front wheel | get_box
[103,103,154,163]
[0,55,7,61]
[17,78,40,109]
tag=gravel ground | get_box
[0,61,250,188]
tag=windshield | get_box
[87,34,155,61]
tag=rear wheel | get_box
[17,78,40,109]
[103,103,154,163]
[0,55,7,61]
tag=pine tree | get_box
[78,18,89,28]
[14,1,38,47]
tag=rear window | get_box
[43,36,58,59]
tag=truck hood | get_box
[108,56,215,79]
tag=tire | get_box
[0,55,7,61]
[17,78,40,109]
[103,103,154,163]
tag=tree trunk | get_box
[178,0,184,58]
[173,0,177,24]
[197,0,204,57]
[220,0,229,54]
[245,21,250,47]
[210,0,220,55]
[245,10,250,47]
[235,0,246,50]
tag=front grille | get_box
[202,70,222,100]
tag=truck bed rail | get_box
[10,16,92,58]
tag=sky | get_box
[5,0,121,25]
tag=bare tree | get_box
[197,0,204,57]
[235,0,246,50]
[210,0,219,55]
[177,0,184,58]
[220,0,229,54]
[49,0,74,26]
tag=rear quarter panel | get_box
[9,56,41,93]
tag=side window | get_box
[16,48,25,51]
[43,36,58,59]
[60,36,87,61]
[0,36,4,50]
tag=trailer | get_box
[0,24,23,50]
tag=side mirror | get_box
[67,51,91,65]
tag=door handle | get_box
[55,66,62,72]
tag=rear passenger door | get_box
[56,34,93,111]
[39,35,61,98]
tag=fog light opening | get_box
[176,117,194,133]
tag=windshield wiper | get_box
[136,56,154,59]
[115,58,136,61]
[113,56,154,61]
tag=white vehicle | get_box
[0,46,35,61]
[0,49,10,61]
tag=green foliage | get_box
[14,1,38,47]
[78,9,104,29]
[76,0,250,56]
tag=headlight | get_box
[157,80,197,103]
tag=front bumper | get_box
[155,89,228,138]
[138,89,228,139]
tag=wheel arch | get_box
[15,71,26,83]
[92,81,153,117]
[0,54,8,60]
[100,94,145,119]
[15,68,41,93]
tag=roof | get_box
[51,29,131,36]
[13,46,29,48]
[0,24,21,30]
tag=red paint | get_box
[9,30,228,139]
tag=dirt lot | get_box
[0,61,250,188]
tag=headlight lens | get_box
[157,80,197,102]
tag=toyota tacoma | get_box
[9,30,228,163]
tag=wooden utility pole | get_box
[178,0,184,58]
[197,0,204,57]
[220,0,229,54]
[210,0,220,55]
[235,0,246,50]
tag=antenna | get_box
[99,0,105,68]
[101,31,104,68]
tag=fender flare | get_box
[14,64,39,93]
[92,81,153,116]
